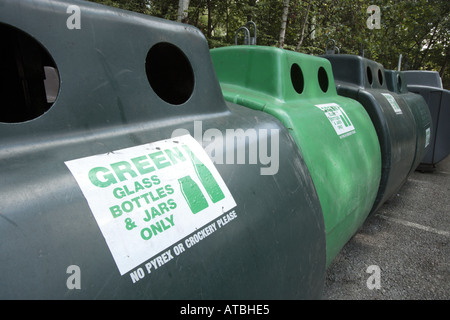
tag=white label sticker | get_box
[65,135,236,275]
[315,103,356,138]
[381,93,403,114]
[425,127,431,148]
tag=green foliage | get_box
[86,0,449,88]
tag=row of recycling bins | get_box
[210,46,439,268]
[0,0,448,299]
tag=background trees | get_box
[86,0,449,88]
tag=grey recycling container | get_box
[403,70,450,167]
[0,0,326,299]
[403,70,443,89]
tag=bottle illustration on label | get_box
[178,175,209,214]
[183,145,225,204]
[339,112,352,128]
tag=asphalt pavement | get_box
[323,155,450,300]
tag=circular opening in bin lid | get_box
[318,67,329,93]
[367,67,373,85]
[397,74,402,89]
[145,42,194,105]
[378,69,384,86]
[0,23,60,123]
[290,63,304,94]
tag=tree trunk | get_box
[177,0,190,23]
[247,0,257,22]
[439,46,449,79]
[207,0,212,38]
[279,0,290,48]
[295,1,311,51]
[226,0,230,42]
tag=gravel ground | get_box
[323,155,450,300]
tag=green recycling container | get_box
[323,54,417,214]
[211,46,382,266]
[0,0,326,299]
[384,70,432,173]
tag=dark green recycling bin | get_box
[404,70,443,89]
[0,0,326,299]
[403,71,450,167]
[211,46,382,267]
[323,54,417,214]
[384,70,432,174]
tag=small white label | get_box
[65,135,236,275]
[381,93,402,114]
[425,127,431,148]
[315,103,356,138]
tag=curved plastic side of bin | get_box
[323,54,417,214]
[384,70,432,173]
[403,71,450,166]
[211,46,381,267]
[0,0,326,299]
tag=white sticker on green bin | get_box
[381,93,403,115]
[65,134,236,275]
[315,103,356,139]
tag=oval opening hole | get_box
[290,63,304,94]
[318,67,329,93]
[378,69,384,86]
[0,23,59,123]
[397,74,402,89]
[367,66,373,85]
[145,42,194,105]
